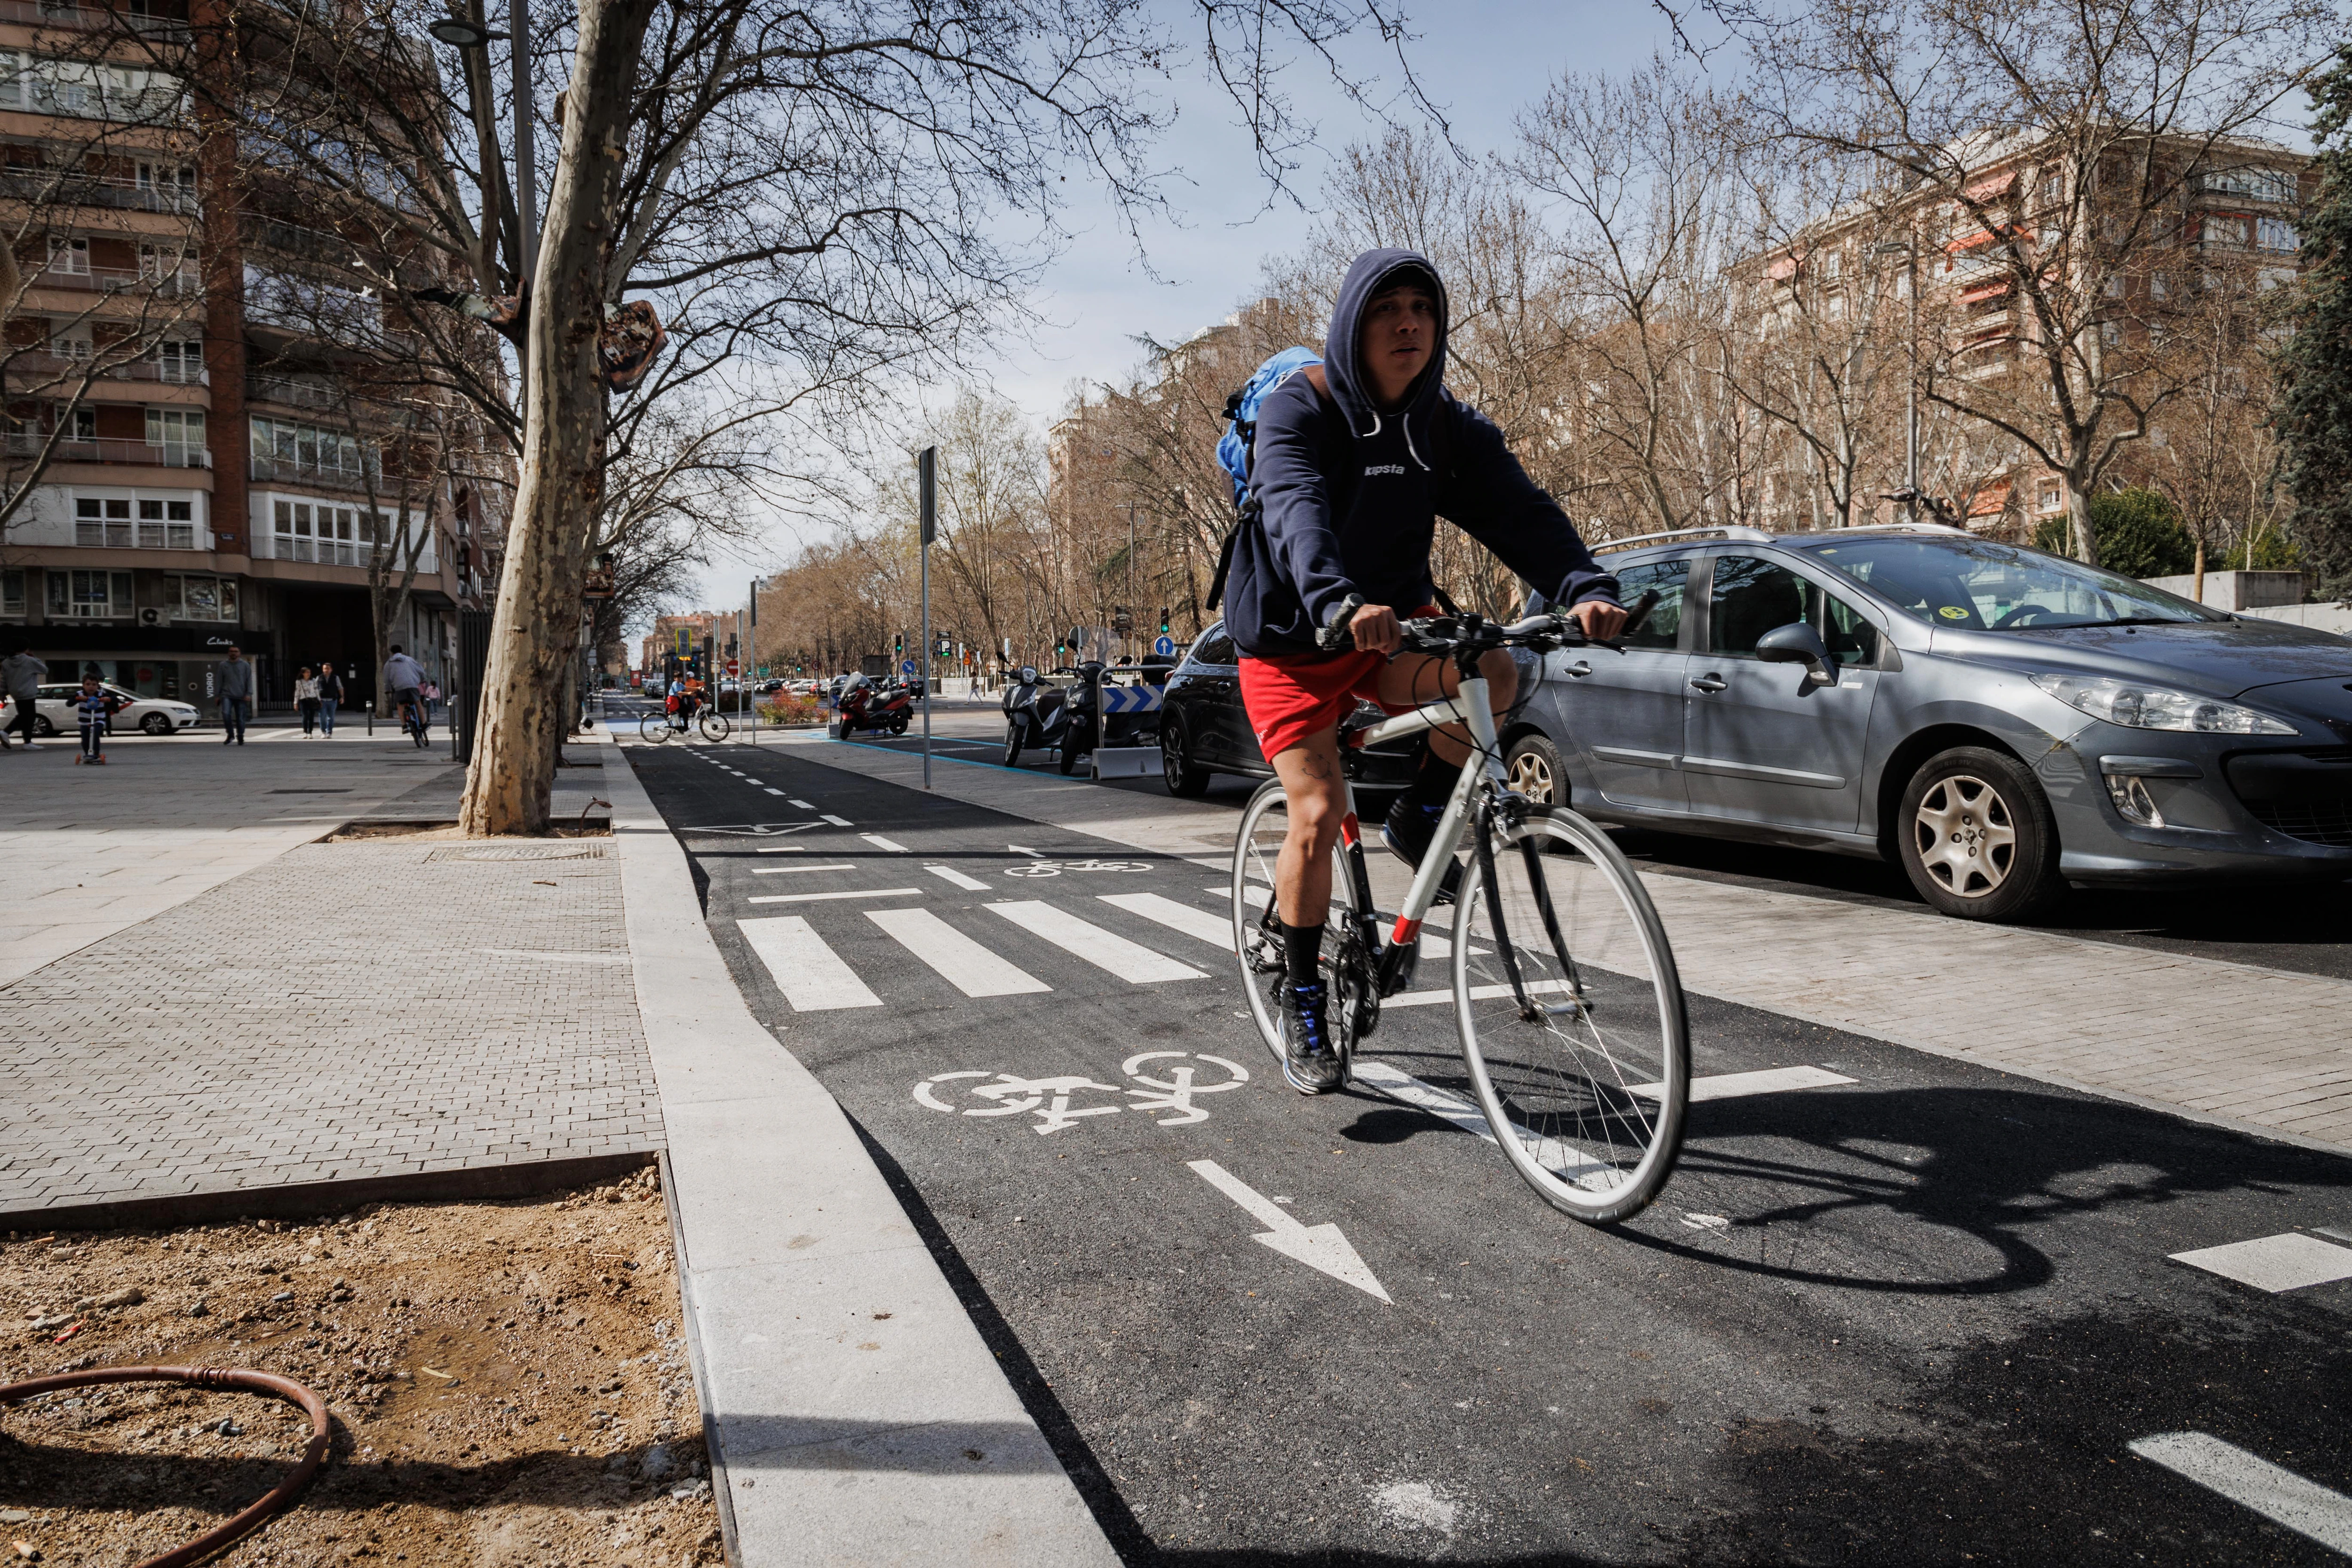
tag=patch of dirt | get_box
[0,1170,722,1567]
[323,822,612,844]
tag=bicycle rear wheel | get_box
[1232,780,1368,1070]
[638,713,671,743]
[1452,804,1687,1224]
[699,711,732,742]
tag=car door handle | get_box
[1689,674,1728,693]
[1563,661,1593,678]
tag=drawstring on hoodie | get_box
[1401,416,1429,472]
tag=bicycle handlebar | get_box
[1390,589,1661,657]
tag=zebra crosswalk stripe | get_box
[738,915,881,1011]
[986,901,1207,984]
[868,907,1050,997]
[1097,892,1234,953]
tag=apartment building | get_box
[0,0,507,708]
[1739,129,2307,539]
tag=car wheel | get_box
[1897,746,2062,922]
[1504,732,1566,806]
[33,716,55,737]
[141,713,172,736]
[1161,715,1211,797]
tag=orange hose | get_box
[0,1365,331,1568]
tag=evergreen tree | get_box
[2033,489,2195,577]
[2274,46,2352,597]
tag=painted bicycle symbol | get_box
[913,1052,1251,1134]
[1000,858,1152,878]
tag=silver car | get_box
[1506,523,2352,922]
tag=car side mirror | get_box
[1756,622,1835,682]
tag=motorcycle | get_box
[837,674,915,736]
[1001,661,1104,774]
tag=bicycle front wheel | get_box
[638,713,672,743]
[1453,805,1688,1224]
[699,711,732,742]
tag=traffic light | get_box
[893,631,904,657]
[934,635,951,659]
[1158,606,1170,635]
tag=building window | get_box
[250,416,374,484]
[50,327,93,362]
[46,568,131,618]
[76,491,197,548]
[134,161,195,211]
[1,569,22,617]
[46,235,88,275]
[2198,166,2296,204]
[155,339,202,382]
[272,498,381,565]
[2257,217,2298,254]
[165,573,236,621]
[145,406,204,465]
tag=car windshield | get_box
[1798,535,2224,632]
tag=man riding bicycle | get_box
[1225,247,1625,1093]
[383,645,427,736]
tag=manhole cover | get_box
[424,843,608,862]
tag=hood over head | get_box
[1322,247,1450,455]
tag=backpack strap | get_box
[1206,366,1336,612]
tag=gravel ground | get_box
[0,1168,723,1567]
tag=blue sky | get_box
[685,1,1699,612]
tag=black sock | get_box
[1401,748,1453,811]
[1281,920,1324,989]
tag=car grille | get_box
[2248,797,2352,847]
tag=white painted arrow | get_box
[1187,1159,1390,1303]
[1008,844,1046,857]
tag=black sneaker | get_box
[1382,796,1463,904]
[1279,981,1344,1095]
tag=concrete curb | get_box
[603,744,1121,1568]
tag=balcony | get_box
[32,261,200,296]
[252,525,435,573]
[8,350,207,386]
[4,430,209,466]
[0,165,199,214]
[0,0,192,38]
[249,451,384,489]
[245,372,340,411]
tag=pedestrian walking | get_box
[1,643,45,752]
[421,678,441,723]
[70,673,119,764]
[318,664,343,736]
[216,645,253,745]
[294,667,322,736]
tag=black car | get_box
[1156,619,1424,796]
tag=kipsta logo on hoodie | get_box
[1363,463,1407,477]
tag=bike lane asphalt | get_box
[627,737,2352,1565]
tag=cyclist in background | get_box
[383,645,427,736]
[1223,247,1625,1091]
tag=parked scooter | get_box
[1001,661,1104,773]
[837,673,915,736]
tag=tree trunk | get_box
[2066,481,2099,568]
[459,0,656,835]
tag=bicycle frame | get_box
[1338,673,1509,955]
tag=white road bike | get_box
[1231,606,1689,1224]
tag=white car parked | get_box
[4,682,202,737]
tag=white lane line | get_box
[764,787,787,796]
[1629,1065,1858,1102]
[1099,892,1234,951]
[737,916,881,1011]
[1352,1060,1496,1143]
[790,798,814,808]
[926,864,990,891]
[2130,1432,2352,1553]
[985,901,1207,983]
[2169,1233,2352,1293]
[1220,883,1272,902]
[751,863,856,875]
[743,778,763,785]
[821,813,854,827]
[867,907,1050,997]
[1385,979,1572,1009]
[862,833,912,853]
[755,847,803,854]
[747,887,921,905]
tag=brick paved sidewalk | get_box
[0,819,660,1225]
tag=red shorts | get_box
[1239,605,1443,759]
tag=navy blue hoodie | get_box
[1223,247,1619,658]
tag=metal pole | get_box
[510,0,538,284]
[747,578,757,747]
[1905,247,1920,525]
[918,446,936,790]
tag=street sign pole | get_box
[917,445,937,790]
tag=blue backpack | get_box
[1207,347,1322,610]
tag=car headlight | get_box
[2030,673,2298,735]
